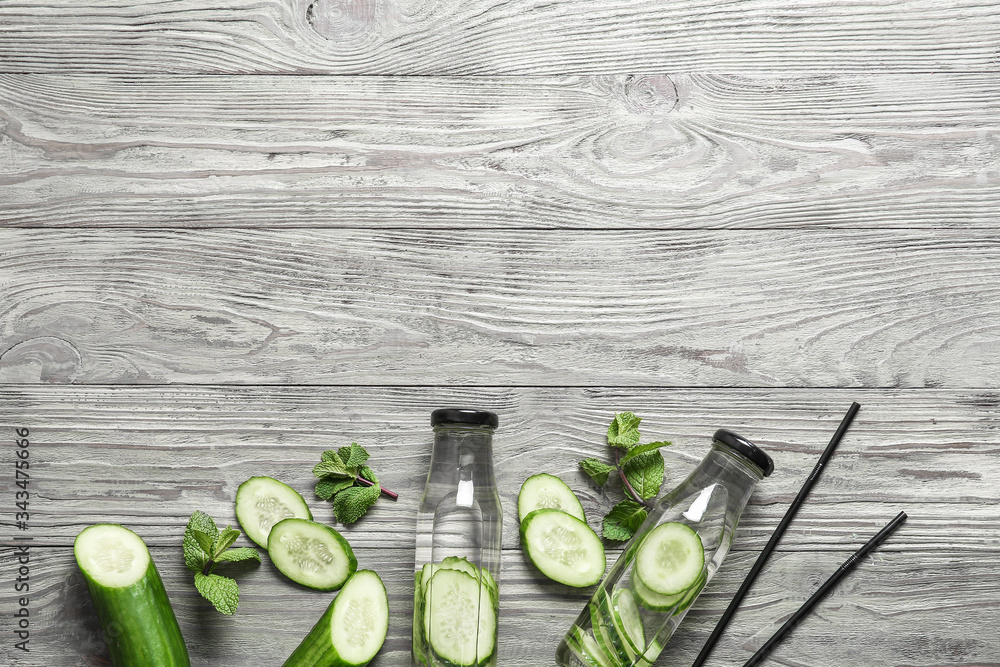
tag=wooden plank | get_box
[2,230,1000,387]
[0,0,998,74]
[0,386,996,550]
[2,74,998,229]
[1,547,995,666]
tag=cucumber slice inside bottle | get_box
[74,524,190,667]
[518,473,587,523]
[633,521,704,595]
[282,569,389,667]
[610,588,644,656]
[520,508,606,587]
[578,628,617,667]
[236,476,312,549]
[589,596,627,665]
[423,568,497,666]
[267,518,357,591]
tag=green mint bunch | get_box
[579,412,671,541]
[313,442,396,524]
[183,510,260,615]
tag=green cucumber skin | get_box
[283,571,388,667]
[282,600,340,667]
[80,558,190,667]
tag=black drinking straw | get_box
[691,401,861,667]
[741,511,908,667]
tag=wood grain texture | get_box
[0,385,996,550]
[3,547,995,667]
[2,74,999,229]
[2,229,1000,387]
[1,0,998,74]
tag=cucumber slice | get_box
[236,476,312,549]
[633,522,704,595]
[74,524,190,667]
[412,570,428,664]
[421,557,499,602]
[282,570,389,667]
[672,570,707,615]
[423,568,496,666]
[579,629,618,667]
[589,596,627,665]
[520,508,606,587]
[517,473,586,523]
[630,570,686,611]
[268,518,357,591]
[610,588,644,656]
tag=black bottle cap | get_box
[431,408,499,429]
[713,429,774,477]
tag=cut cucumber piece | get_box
[283,570,388,667]
[74,524,190,667]
[633,522,704,595]
[236,476,312,549]
[578,629,617,667]
[520,508,606,587]
[423,568,496,666]
[589,596,627,665]
[610,588,645,656]
[420,557,498,602]
[630,570,686,611]
[517,473,586,523]
[268,518,357,591]
[412,570,428,664]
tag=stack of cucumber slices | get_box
[629,522,705,613]
[414,556,499,666]
[517,473,606,587]
[567,521,706,667]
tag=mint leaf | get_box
[313,458,356,479]
[332,484,381,524]
[580,458,615,487]
[194,573,240,615]
[338,442,370,467]
[623,450,664,500]
[321,449,340,462]
[316,477,355,500]
[619,441,671,465]
[608,412,642,449]
[212,526,241,558]
[359,465,378,486]
[215,547,261,565]
[603,499,649,541]
[191,529,215,558]
[183,512,218,573]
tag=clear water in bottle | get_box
[414,409,502,667]
[556,430,773,667]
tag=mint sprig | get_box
[313,443,397,524]
[183,510,260,615]
[579,412,671,541]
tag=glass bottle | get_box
[413,409,502,667]
[556,429,774,667]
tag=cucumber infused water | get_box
[557,430,773,667]
[414,410,502,667]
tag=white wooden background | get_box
[2,2,1000,666]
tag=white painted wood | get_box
[2,230,999,388]
[0,0,997,74]
[2,74,998,229]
